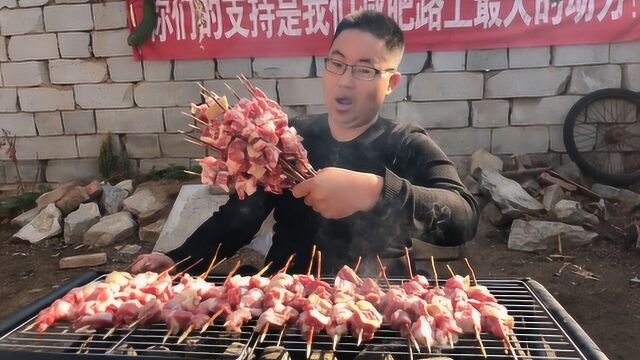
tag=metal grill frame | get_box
[0,271,608,360]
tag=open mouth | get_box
[335,97,353,111]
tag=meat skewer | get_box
[460,257,487,358]
[353,256,362,273]
[404,247,413,279]
[306,245,316,276]
[278,254,295,275]
[199,243,222,279]
[430,256,439,289]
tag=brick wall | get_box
[0,0,639,184]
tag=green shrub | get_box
[1,184,51,213]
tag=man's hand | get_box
[129,252,175,274]
[292,167,384,219]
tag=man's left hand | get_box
[292,167,383,219]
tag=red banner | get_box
[127,0,640,60]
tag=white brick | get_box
[428,128,491,156]
[163,107,192,133]
[278,78,323,105]
[4,160,40,184]
[123,134,160,158]
[549,125,565,152]
[0,36,6,61]
[76,133,117,157]
[0,88,17,112]
[8,33,58,60]
[43,4,92,31]
[610,40,640,64]
[254,56,312,78]
[159,133,206,157]
[0,113,36,135]
[92,1,126,30]
[1,61,49,86]
[485,68,571,98]
[491,126,549,154]
[18,0,47,7]
[379,102,396,120]
[0,0,17,7]
[410,72,483,101]
[92,29,130,57]
[398,52,428,74]
[139,158,190,173]
[471,100,509,128]
[217,58,251,78]
[622,64,640,91]
[431,51,466,71]
[35,111,63,135]
[107,56,142,82]
[62,110,95,134]
[397,101,468,129]
[315,56,326,76]
[567,65,621,94]
[203,79,278,100]
[55,0,90,4]
[96,108,164,133]
[511,96,581,126]
[74,83,133,108]
[386,75,407,103]
[508,47,550,68]
[58,32,91,58]
[46,159,99,183]
[49,59,107,84]
[0,8,44,35]
[143,60,171,81]
[173,60,216,80]
[12,135,78,160]
[466,49,507,71]
[552,44,609,66]
[19,87,75,111]
[134,81,201,107]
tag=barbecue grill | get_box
[0,271,608,360]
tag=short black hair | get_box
[331,10,404,54]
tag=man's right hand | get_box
[129,252,175,274]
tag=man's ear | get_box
[385,72,402,96]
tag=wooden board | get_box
[59,253,107,269]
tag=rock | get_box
[592,183,640,207]
[115,179,134,195]
[462,175,480,195]
[122,188,171,226]
[584,199,607,221]
[481,201,511,227]
[508,219,598,252]
[552,200,599,227]
[11,207,40,227]
[542,184,565,210]
[553,162,582,183]
[84,180,102,199]
[139,218,165,243]
[84,212,137,247]
[521,178,541,194]
[480,169,545,217]
[119,244,141,255]
[35,182,76,209]
[55,186,90,216]
[12,204,62,244]
[100,184,129,215]
[59,253,108,269]
[64,203,101,244]
[470,149,503,180]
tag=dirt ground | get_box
[0,211,638,359]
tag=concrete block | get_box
[163,107,192,133]
[396,101,468,129]
[281,106,304,119]
[134,81,201,107]
[50,59,108,84]
[96,108,164,133]
[92,29,130,57]
[123,134,160,158]
[76,134,116,157]
[0,0,16,8]
[12,135,78,160]
[431,51,466,71]
[410,72,483,101]
[278,78,323,105]
[1,61,49,86]
[35,111,63,135]
[385,75,407,102]
[139,158,190,173]
[0,88,18,112]
[315,56,326,76]
[466,49,508,71]
[18,0,47,7]
[107,56,142,82]
[511,96,582,125]
[552,44,609,66]
[428,128,491,156]
[19,87,75,111]
[610,40,640,63]
[58,32,91,58]
[92,1,126,30]
[549,125,565,152]
[203,78,278,101]
[622,64,640,91]
[44,4,92,31]
[471,100,509,128]
[0,112,36,135]
[159,133,205,157]
[485,68,571,98]
[0,7,44,35]
[0,36,6,61]
[567,65,621,94]
[216,58,251,78]
[62,110,95,134]
[173,59,215,80]
[509,47,550,68]
[398,52,428,74]
[74,83,133,108]
[46,159,99,182]
[4,160,40,183]
[7,33,58,60]
[254,56,312,78]
[143,60,171,81]
[491,126,549,154]
[379,102,396,120]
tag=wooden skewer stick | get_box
[159,255,192,277]
[332,334,339,351]
[200,308,224,333]
[353,256,362,273]
[276,325,286,347]
[103,322,121,339]
[199,243,222,279]
[162,325,173,344]
[224,82,242,101]
[306,326,314,359]
[259,323,269,343]
[506,336,519,360]
[75,325,94,333]
[404,246,413,279]
[407,337,414,360]
[446,264,456,278]
[183,170,201,177]
[127,315,146,329]
[306,245,316,276]
[223,258,242,285]
[475,325,487,358]
[464,257,479,287]
[356,328,364,347]
[376,255,391,287]
[278,253,296,274]
[236,75,257,98]
[172,258,204,280]
[448,333,454,348]
[181,111,210,127]
[405,325,420,353]
[177,324,194,344]
[255,261,273,277]
[430,256,439,288]
[316,250,322,279]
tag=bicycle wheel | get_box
[563,88,640,186]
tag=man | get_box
[131,10,478,276]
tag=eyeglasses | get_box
[324,58,395,81]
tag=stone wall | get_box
[0,0,639,185]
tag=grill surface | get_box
[0,273,603,360]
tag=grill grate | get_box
[0,275,593,359]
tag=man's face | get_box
[322,29,402,130]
